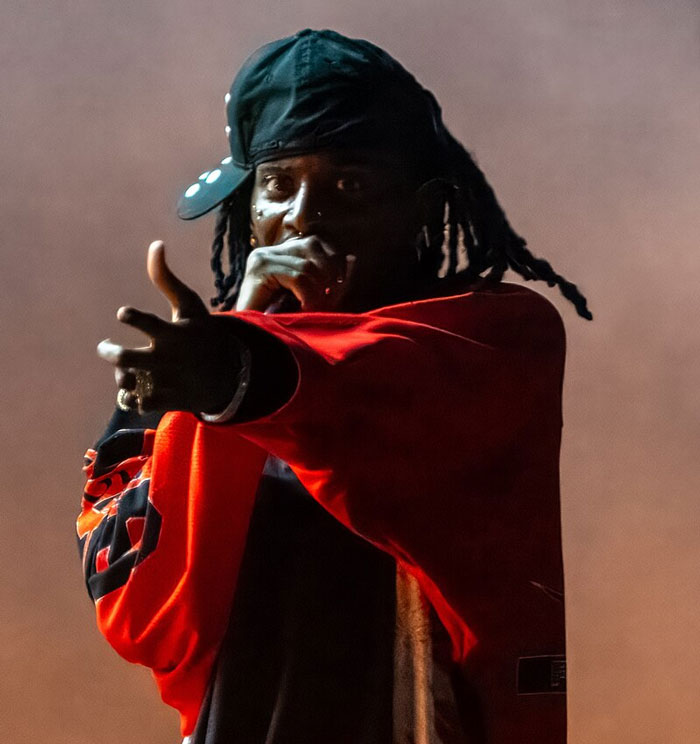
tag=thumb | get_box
[147,240,208,321]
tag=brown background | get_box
[1,1,698,742]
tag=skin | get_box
[239,149,422,313]
[98,148,424,414]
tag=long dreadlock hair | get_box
[209,138,592,320]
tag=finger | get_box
[117,306,172,338]
[118,389,140,411]
[262,238,342,282]
[300,239,346,282]
[237,266,323,312]
[289,272,327,311]
[284,236,345,273]
[246,250,329,285]
[147,240,208,321]
[139,387,181,414]
[237,248,327,311]
[334,253,357,304]
[115,368,137,390]
[272,267,341,311]
[322,254,357,310]
[264,293,302,314]
[97,339,126,364]
[250,242,345,295]
[97,339,159,369]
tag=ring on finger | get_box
[134,370,154,399]
[116,370,154,413]
[134,370,154,412]
[117,387,135,412]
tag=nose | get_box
[282,179,324,237]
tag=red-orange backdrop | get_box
[1,2,698,742]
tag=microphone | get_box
[264,292,301,314]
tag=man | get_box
[79,29,590,743]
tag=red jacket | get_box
[78,282,567,742]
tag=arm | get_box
[78,410,268,736]
[78,416,160,602]
[96,239,566,654]
[81,241,309,735]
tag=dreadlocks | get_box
[209,175,253,312]
[209,141,592,320]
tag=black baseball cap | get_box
[177,28,452,220]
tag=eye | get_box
[262,174,293,198]
[336,177,363,193]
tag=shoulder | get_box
[372,280,565,352]
[469,282,565,339]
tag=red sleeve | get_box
[78,418,268,736]
[229,284,567,660]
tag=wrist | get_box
[198,335,252,424]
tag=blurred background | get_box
[1,1,698,742]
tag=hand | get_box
[97,241,241,414]
[236,235,356,312]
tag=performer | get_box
[78,29,591,744]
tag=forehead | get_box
[254,147,411,173]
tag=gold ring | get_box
[135,370,154,400]
[116,387,134,412]
[116,371,153,413]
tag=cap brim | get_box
[176,157,252,220]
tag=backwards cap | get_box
[177,28,453,219]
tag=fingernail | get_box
[116,306,131,321]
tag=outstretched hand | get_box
[97,241,241,414]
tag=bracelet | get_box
[198,338,253,424]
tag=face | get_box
[249,148,423,311]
